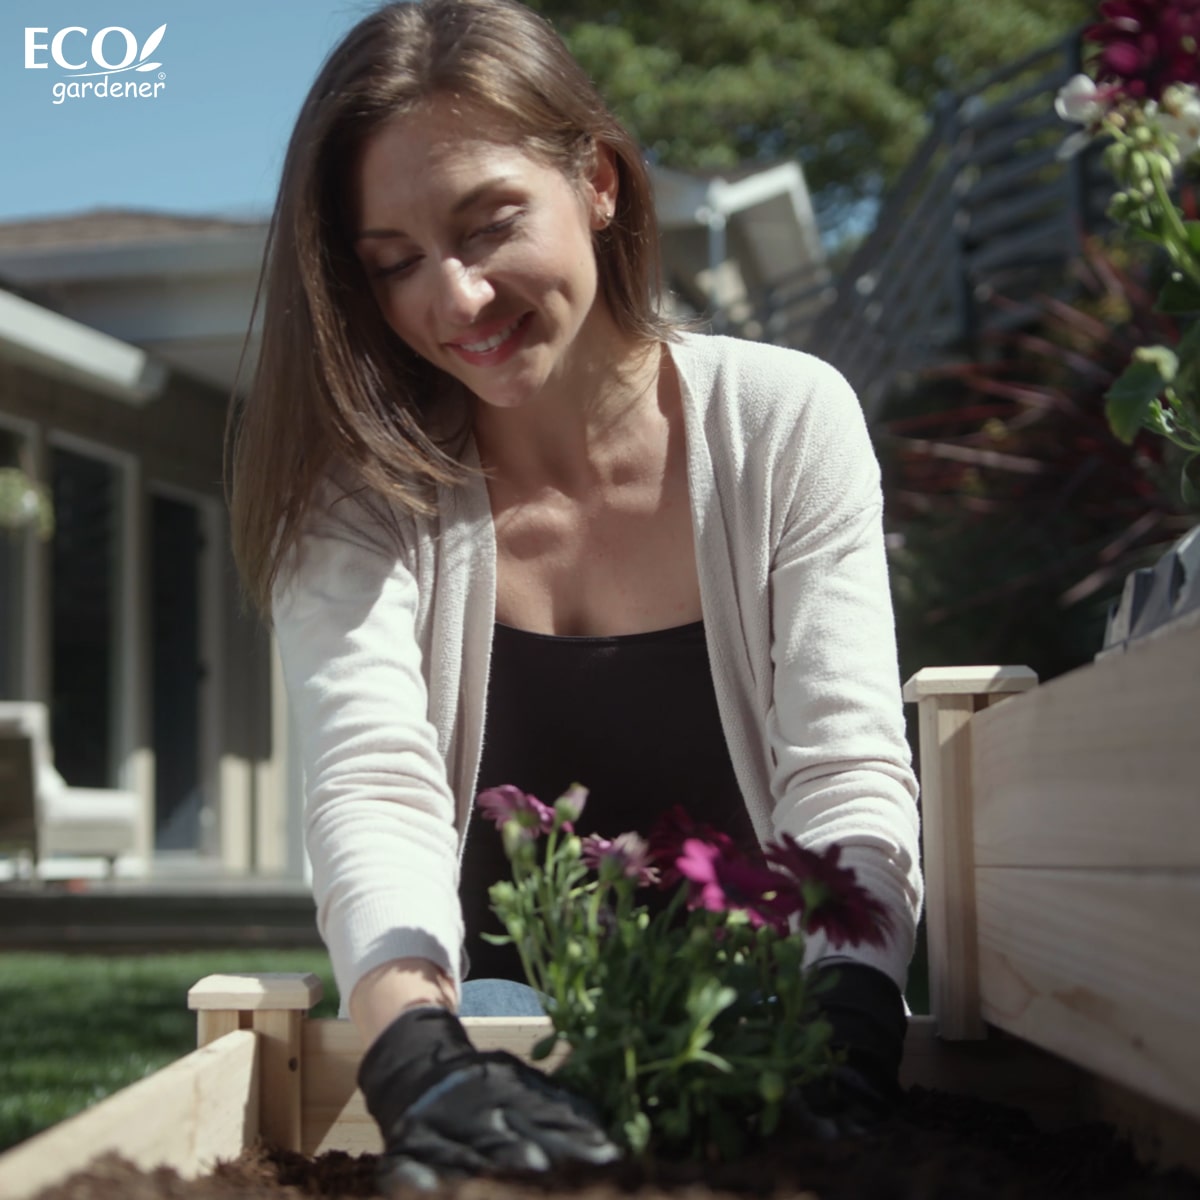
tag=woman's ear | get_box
[586,141,620,230]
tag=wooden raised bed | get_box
[1,620,1198,1198]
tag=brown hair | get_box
[226,0,672,615]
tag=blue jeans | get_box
[458,978,547,1017]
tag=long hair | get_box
[227,0,671,615]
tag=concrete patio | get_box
[0,858,320,951]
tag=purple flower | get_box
[764,835,891,950]
[476,785,554,839]
[675,838,797,932]
[1085,0,1200,101]
[581,832,660,886]
[647,805,738,888]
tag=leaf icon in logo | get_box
[138,23,167,62]
[136,63,161,71]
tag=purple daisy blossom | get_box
[764,835,892,950]
[476,785,554,839]
[581,831,660,886]
[676,838,797,932]
[647,805,738,888]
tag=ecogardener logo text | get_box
[24,24,167,105]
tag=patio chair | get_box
[0,701,139,878]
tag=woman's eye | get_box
[372,257,419,281]
[470,213,519,241]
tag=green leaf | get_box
[1183,454,1200,509]
[1184,221,1200,257]
[1156,274,1200,316]
[530,1033,559,1061]
[1105,358,1171,443]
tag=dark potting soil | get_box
[30,1087,1200,1200]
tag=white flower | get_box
[1055,74,1107,125]
[1158,84,1200,158]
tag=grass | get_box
[0,949,340,1153]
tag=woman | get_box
[228,0,922,1185]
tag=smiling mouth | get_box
[448,313,531,358]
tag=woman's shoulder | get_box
[670,331,865,439]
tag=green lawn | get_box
[0,950,339,1153]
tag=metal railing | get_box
[756,29,1112,416]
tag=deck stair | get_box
[760,30,1114,416]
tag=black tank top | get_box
[461,619,758,981]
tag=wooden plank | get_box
[188,972,323,1011]
[302,1018,377,1157]
[254,1008,303,1153]
[0,1030,259,1200]
[197,1008,242,1047]
[976,867,1200,1123]
[901,1016,1096,1128]
[902,665,1037,701]
[972,624,1200,869]
[300,1015,570,1157]
[917,694,984,1039]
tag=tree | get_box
[529,0,1093,232]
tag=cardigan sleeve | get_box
[765,362,923,990]
[271,494,464,1009]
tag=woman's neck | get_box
[471,334,666,497]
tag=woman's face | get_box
[353,97,618,409]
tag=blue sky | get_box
[1,1,382,222]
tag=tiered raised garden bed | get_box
[2,620,1198,1198]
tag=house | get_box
[0,212,296,879]
[0,163,824,881]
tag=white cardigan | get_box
[273,333,923,1009]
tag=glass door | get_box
[150,492,206,852]
[50,445,122,787]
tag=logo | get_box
[24,24,167,105]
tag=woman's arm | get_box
[349,957,457,1046]
[272,489,465,1017]
[766,362,922,986]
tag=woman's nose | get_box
[435,257,494,325]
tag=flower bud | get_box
[1103,141,1128,176]
[1128,149,1150,181]
[554,783,589,827]
[759,1070,785,1104]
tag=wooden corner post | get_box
[188,972,323,1153]
[902,666,1037,1040]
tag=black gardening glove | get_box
[786,962,907,1140]
[357,1006,621,1191]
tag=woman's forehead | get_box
[355,103,568,227]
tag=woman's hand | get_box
[786,961,907,1139]
[357,1006,621,1191]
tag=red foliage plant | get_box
[879,238,1197,677]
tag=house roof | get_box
[0,209,267,394]
[0,287,166,404]
[0,208,264,250]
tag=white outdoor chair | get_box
[0,701,139,878]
